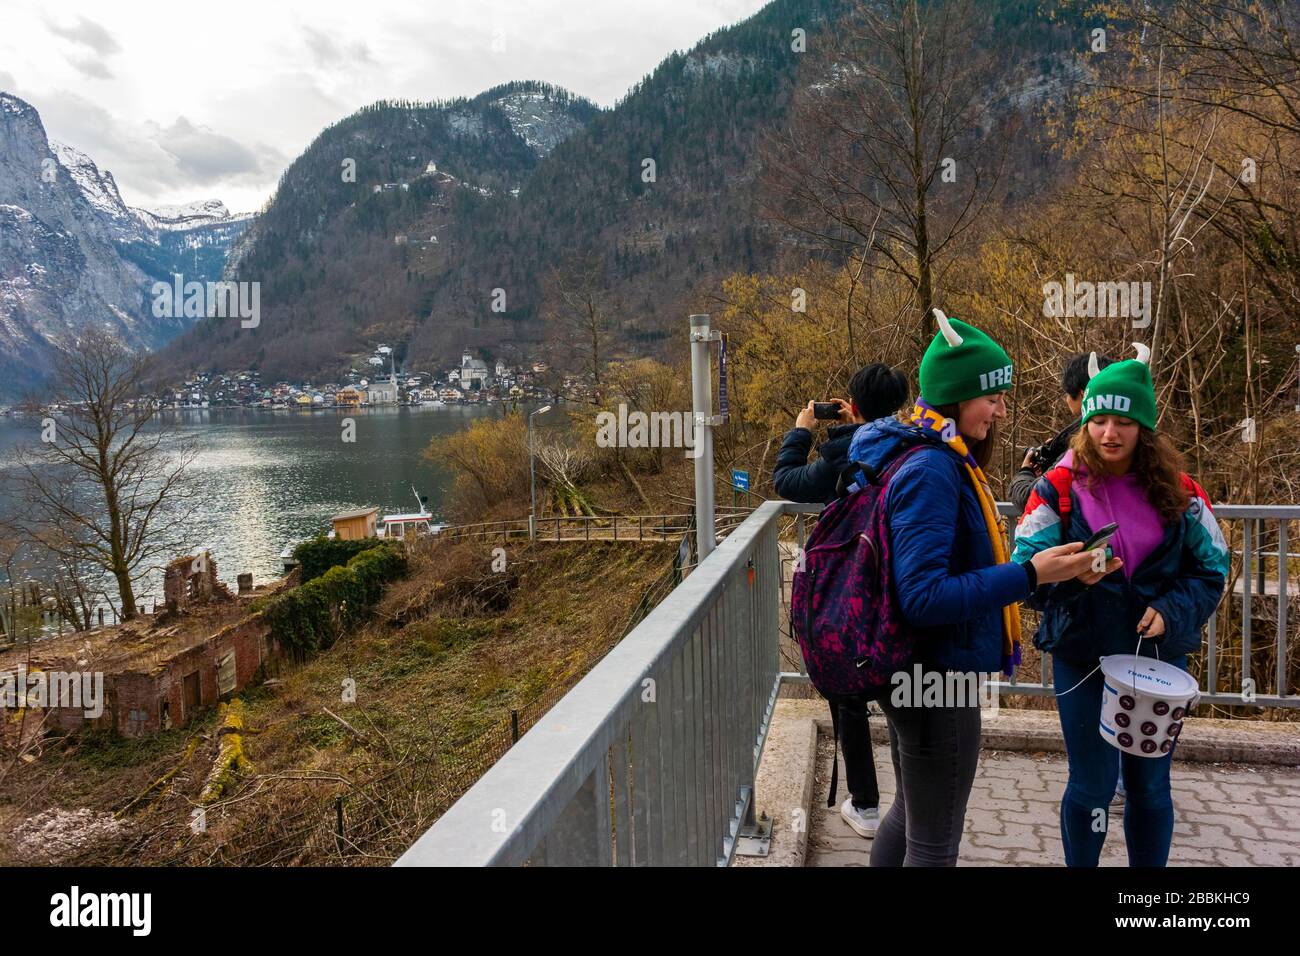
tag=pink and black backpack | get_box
[790,445,924,701]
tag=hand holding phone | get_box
[1081,521,1119,553]
[1077,522,1121,584]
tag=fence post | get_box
[335,796,345,853]
[510,709,519,744]
[1257,517,1266,598]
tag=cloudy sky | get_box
[0,0,768,213]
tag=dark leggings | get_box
[836,697,880,809]
[870,691,982,867]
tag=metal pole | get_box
[529,413,537,541]
[690,314,716,562]
[528,404,551,541]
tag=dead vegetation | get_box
[0,537,676,865]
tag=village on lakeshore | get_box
[156,348,554,410]
[0,348,577,416]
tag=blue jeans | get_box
[1052,655,1183,867]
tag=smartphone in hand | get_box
[813,402,841,420]
[1081,521,1119,552]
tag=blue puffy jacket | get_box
[846,418,1033,673]
[1010,470,1229,667]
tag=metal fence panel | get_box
[397,500,1298,867]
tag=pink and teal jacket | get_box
[1010,453,1229,666]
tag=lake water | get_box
[0,404,503,603]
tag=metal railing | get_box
[396,499,789,866]
[974,503,1299,708]
[436,508,755,544]
[397,499,1297,866]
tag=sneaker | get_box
[1112,782,1126,806]
[840,799,880,838]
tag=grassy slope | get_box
[0,538,676,865]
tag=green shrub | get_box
[293,536,385,582]
[263,542,408,657]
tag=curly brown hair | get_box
[1070,423,1189,525]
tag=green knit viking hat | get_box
[918,309,1014,406]
[1080,343,1157,431]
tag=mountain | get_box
[0,92,250,399]
[162,0,854,381]
[159,0,1086,383]
[131,200,251,232]
[159,80,600,380]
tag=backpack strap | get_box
[1041,464,1074,518]
[835,461,877,498]
[1180,472,1209,509]
[836,443,926,498]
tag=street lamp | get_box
[529,404,552,540]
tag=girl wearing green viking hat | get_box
[1011,345,1229,866]
[845,309,1095,866]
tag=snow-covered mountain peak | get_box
[49,140,135,225]
[131,199,252,231]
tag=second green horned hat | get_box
[918,308,1014,406]
[1080,342,1157,431]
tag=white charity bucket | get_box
[1098,655,1199,758]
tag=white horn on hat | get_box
[933,307,963,347]
[1131,342,1151,365]
[1087,351,1100,378]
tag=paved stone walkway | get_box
[806,733,1300,866]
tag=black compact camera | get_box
[1025,442,1055,473]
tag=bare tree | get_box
[0,534,35,648]
[1116,0,1300,313]
[16,327,196,619]
[541,258,618,402]
[762,0,1003,343]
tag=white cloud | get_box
[300,24,376,69]
[150,115,286,184]
[2,0,770,211]
[69,56,114,81]
[46,15,122,57]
